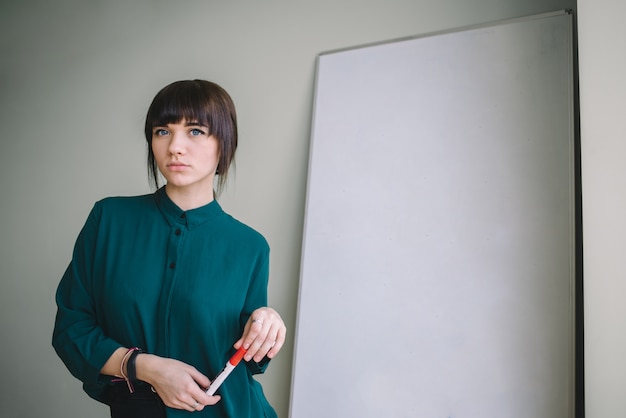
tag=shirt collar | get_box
[154,186,224,229]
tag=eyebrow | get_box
[184,121,207,127]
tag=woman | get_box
[52,79,286,417]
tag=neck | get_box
[164,184,214,211]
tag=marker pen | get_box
[206,346,247,396]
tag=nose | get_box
[168,130,186,156]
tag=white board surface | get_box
[291,11,575,418]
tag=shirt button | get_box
[169,262,176,269]
[175,229,181,236]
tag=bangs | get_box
[146,82,212,130]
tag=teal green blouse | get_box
[52,188,277,417]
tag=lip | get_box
[167,162,190,171]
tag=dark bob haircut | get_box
[144,79,238,194]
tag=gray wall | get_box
[0,1,576,417]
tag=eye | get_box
[153,128,169,136]
[190,128,206,136]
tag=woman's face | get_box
[151,119,220,195]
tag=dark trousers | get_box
[109,382,166,418]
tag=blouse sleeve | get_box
[240,239,273,375]
[52,203,122,393]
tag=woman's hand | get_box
[135,354,220,412]
[234,307,286,363]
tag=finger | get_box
[244,335,268,362]
[267,325,287,359]
[255,322,283,361]
[188,367,211,390]
[250,337,275,362]
[188,379,219,408]
[190,389,221,410]
[248,315,266,333]
[233,338,244,350]
[174,392,202,411]
[188,399,200,412]
[262,320,286,359]
[246,321,283,362]
[240,307,285,361]
[180,390,221,411]
[174,370,216,411]
[168,395,196,412]
[241,316,268,351]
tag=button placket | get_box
[161,216,187,354]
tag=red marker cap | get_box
[229,346,248,366]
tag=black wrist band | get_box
[126,348,143,382]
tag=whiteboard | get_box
[290,11,575,418]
